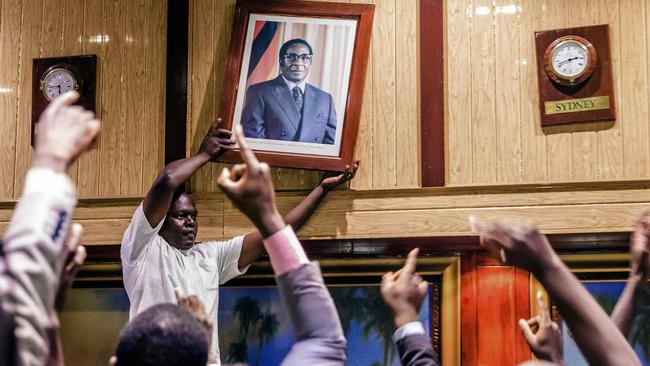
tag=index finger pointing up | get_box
[402,248,419,276]
[234,124,259,167]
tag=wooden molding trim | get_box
[85,231,630,262]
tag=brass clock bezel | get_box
[543,35,597,86]
[39,63,81,102]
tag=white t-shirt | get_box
[121,203,247,364]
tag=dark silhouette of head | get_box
[113,303,209,366]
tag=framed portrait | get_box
[218,0,374,171]
[531,253,650,365]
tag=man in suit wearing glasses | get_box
[242,38,337,145]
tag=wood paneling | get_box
[0,0,166,199]
[447,0,650,185]
[461,253,531,366]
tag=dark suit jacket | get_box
[396,334,439,366]
[241,76,337,144]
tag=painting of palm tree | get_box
[219,284,434,366]
[562,281,650,366]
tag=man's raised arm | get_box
[611,211,650,336]
[237,161,359,269]
[1,91,99,365]
[475,218,641,366]
[142,121,234,227]
[218,126,346,365]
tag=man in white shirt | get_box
[121,121,357,364]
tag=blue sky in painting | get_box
[563,281,649,366]
[218,285,431,366]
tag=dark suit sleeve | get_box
[276,263,347,364]
[396,334,439,366]
[241,85,266,139]
[323,93,337,145]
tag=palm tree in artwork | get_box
[226,339,248,363]
[255,313,279,366]
[330,287,367,335]
[359,288,399,366]
[233,296,262,340]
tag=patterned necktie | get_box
[292,86,303,112]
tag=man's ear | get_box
[109,355,117,366]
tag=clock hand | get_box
[557,56,579,66]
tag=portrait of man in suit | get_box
[241,39,337,145]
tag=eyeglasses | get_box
[282,53,313,64]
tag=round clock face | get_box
[551,41,589,77]
[41,67,78,101]
[544,35,596,86]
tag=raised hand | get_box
[174,288,214,363]
[199,118,235,161]
[380,248,428,328]
[216,125,284,237]
[320,160,360,191]
[470,217,556,275]
[519,291,563,365]
[35,91,100,172]
[630,211,650,280]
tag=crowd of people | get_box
[0,91,648,366]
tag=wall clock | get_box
[543,35,596,86]
[535,25,615,127]
[32,55,97,145]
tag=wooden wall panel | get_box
[542,0,572,182]
[596,0,623,180]
[470,0,497,183]
[77,0,104,197]
[0,0,21,198]
[0,0,166,200]
[396,0,419,188]
[461,254,531,366]
[620,0,649,179]
[12,0,43,194]
[447,0,650,185]
[519,0,547,182]
[446,0,472,184]
[495,0,522,183]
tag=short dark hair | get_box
[279,38,313,61]
[114,304,209,366]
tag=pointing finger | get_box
[234,125,259,168]
[45,91,79,118]
[402,248,419,277]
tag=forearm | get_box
[535,256,641,366]
[284,185,328,231]
[156,153,211,190]
[143,153,211,225]
[2,168,76,365]
[611,273,645,336]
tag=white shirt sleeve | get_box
[120,203,165,265]
[392,321,426,343]
[1,168,77,366]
